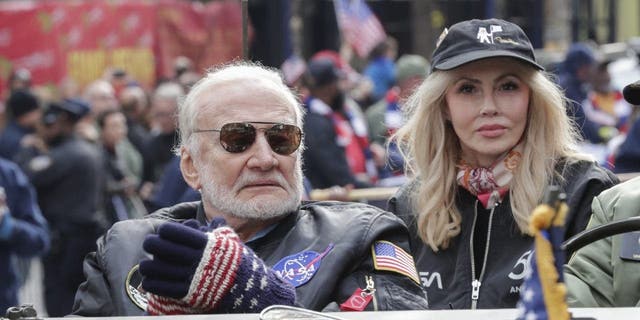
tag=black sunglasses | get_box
[193,121,302,155]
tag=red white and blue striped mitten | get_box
[140,220,295,315]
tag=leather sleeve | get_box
[323,209,429,311]
[71,235,116,316]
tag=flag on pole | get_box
[334,0,387,58]
[516,187,570,320]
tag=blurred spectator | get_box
[302,58,377,189]
[281,54,307,89]
[583,60,632,137]
[140,82,184,203]
[105,68,131,99]
[173,55,194,79]
[14,101,105,317]
[148,155,199,211]
[0,90,42,160]
[118,86,152,159]
[177,70,201,93]
[363,37,398,104]
[311,50,373,106]
[79,80,119,142]
[0,157,49,313]
[613,80,640,173]
[58,77,81,101]
[97,110,146,225]
[84,80,143,189]
[365,54,429,183]
[580,60,633,165]
[8,68,32,93]
[557,43,601,142]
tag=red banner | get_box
[0,0,243,97]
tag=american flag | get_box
[334,0,387,58]
[372,241,420,284]
[516,195,570,320]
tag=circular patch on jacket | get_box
[273,244,334,287]
[125,264,148,310]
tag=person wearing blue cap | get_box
[388,18,617,309]
[557,43,602,143]
[0,90,42,160]
[13,99,106,317]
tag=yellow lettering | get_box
[67,48,155,89]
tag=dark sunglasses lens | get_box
[220,123,256,153]
[266,124,302,155]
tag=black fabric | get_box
[430,18,543,73]
[71,201,429,316]
[6,90,38,118]
[302,112,371,189]
[388,159,618,309]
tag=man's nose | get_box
[246,133,278,170]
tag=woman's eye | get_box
[500,81,519,91]
[458,84,475,93]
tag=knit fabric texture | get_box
[142,220,296,315]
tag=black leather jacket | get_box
[388,159,618,310]
[71,201,429,316]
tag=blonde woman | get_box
[388,18,618,310]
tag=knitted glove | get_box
[140,220,295,315]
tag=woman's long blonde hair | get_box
[391,60,586,251]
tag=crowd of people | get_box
[0,17,639,317]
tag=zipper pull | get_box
[364,275,376,295]
[487,190,501,209]
[471,279,481,308]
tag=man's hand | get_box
[140,220,295,315]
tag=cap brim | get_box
[432,50,544,72]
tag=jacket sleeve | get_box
[71,235,117,316]
[565,195,617,307]
[322,210,428,311]
[562,160,618,245]
[565,179,640,308]
[0,161,49,256]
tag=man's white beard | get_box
[201,162,303,221]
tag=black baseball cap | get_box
[623,80,640,105]
[430,18,543,73]
[305,58,344,88]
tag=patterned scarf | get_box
[457,143,523,208]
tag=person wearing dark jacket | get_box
[388,19,618,310]
[14,101,105,317]
[71,62,428,316]
[0,157,49,312]
[613,80,640,173]
[557,43,601,143]
[0,90,42,160]
[302,58,378,189]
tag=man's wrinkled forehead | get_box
[196,80,296,126]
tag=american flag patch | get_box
[371,241,420,284]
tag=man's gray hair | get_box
[177,61,304,154]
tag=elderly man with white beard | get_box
[70,62,428,316]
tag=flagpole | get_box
[242,0,249,60]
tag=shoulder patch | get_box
[273,243,334,287]
[371,240,420,284]
[125,264,148,311]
